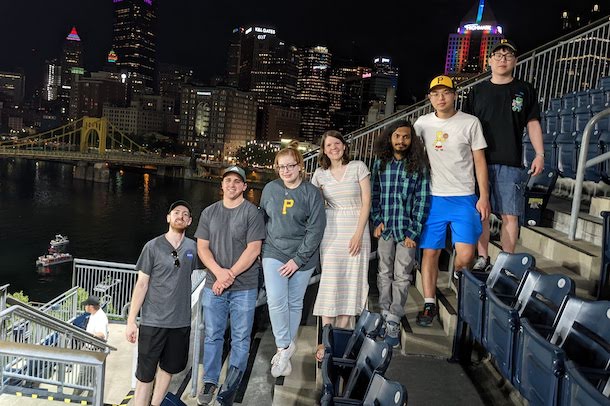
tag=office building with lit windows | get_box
[296,46,332,143]
[112,0,157,97]
[59,27,84,116]
[179,85,257,159]
[43,60,62,102]
[0,71,26,105]
[444,0,504,82]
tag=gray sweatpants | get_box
[377,237,416,318]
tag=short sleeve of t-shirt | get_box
[354,160,371,181]
[311,168,322,188]
[194,209,211,241]
[135,241,154,276]
[245,204,266,244]
[470,118,488,151]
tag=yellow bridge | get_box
[0,117,188,168]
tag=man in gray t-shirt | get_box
[126,200,199,406]
[194,166,265,406]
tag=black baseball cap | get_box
[491,39,517,55]
[168,200,192,214]
[82,295,100,307]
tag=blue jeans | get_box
[262,258,315,348]
[202,287,257,386]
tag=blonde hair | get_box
[274,141,304,175]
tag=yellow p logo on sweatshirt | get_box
[282,199,294,214]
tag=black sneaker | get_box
[197,382,218,406]
[416,303,437,327]
[472,256,491,272]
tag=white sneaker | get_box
[271,341,296,377]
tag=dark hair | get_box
[317,130,350,170]
[374,120,429,173]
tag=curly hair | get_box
[317,130,351,170]
[374,120,429,173]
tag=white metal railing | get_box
[38,286,79,324]
[73,259,138,319]
[73,258,207,319]
[303,15,610,170]
[569,107,610,240]
[0,284,8,312]
[0,341,107,405]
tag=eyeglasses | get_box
[275,163,299,172]
[171,250,180,267]
[491,52,515,61]
[429,90,454,98]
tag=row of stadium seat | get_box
[452,252,610,406]
[319,310,407,406]
[523,76,610,181]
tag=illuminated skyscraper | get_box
[297,46,332,143]
[111,0,157,97]
[43,60,62,102]
[238,26,298,108]
[444,0,504,82]
[59,27,83,116]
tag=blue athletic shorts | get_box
[488,164,527,216]
[419,195,483,249]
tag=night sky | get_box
[0,0,602,102]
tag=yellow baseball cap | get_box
[429,75,455,92]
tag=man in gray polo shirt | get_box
[195,166,265,406]
[126,200,199,406]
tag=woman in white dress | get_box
[311,131,371,359]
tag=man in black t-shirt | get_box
[463,39,545,269]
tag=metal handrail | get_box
[38,286,79,323]
[0,340,107,406]
[1,297,116,352]
[568,107,610,240]
[0,284,8,312]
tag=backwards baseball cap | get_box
[491,39,517,55]
[82,295,100,307]
[429,75,455,92]
[168,200,192,214]
[222,165,247,182]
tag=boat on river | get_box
[35,252,73,267]
[49,234,69,250]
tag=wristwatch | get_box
[536,152,545,158]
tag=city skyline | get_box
[0,0,597,103]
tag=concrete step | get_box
[545,197,604,247]
[401,285,452,358]
[272,325,318,406]
[488,241,596,299]
[518,226,601,281]
[413,268,458,339]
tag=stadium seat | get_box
[486,270,573,381]
[575,90,591,108]
[597,131,610,182]
[563,92,577,109]
[598,76,610,90]
[556,131,578,178]
[362,373,407,406]
[545,110,560,133]
[549,98,562,112]
[321,309,383,360]
[599,211,610,300]
[575,105,593,132]
[513,318,565,406]
[560,360,610,406]
[341,337,393,400]
[522,168,559,226]
[575,131,602,181]
[559,108,576,133]
[451,253,535,363]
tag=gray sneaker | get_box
[197,382,218,406]
[472,256,491,272]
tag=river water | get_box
[0,158,262,302]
